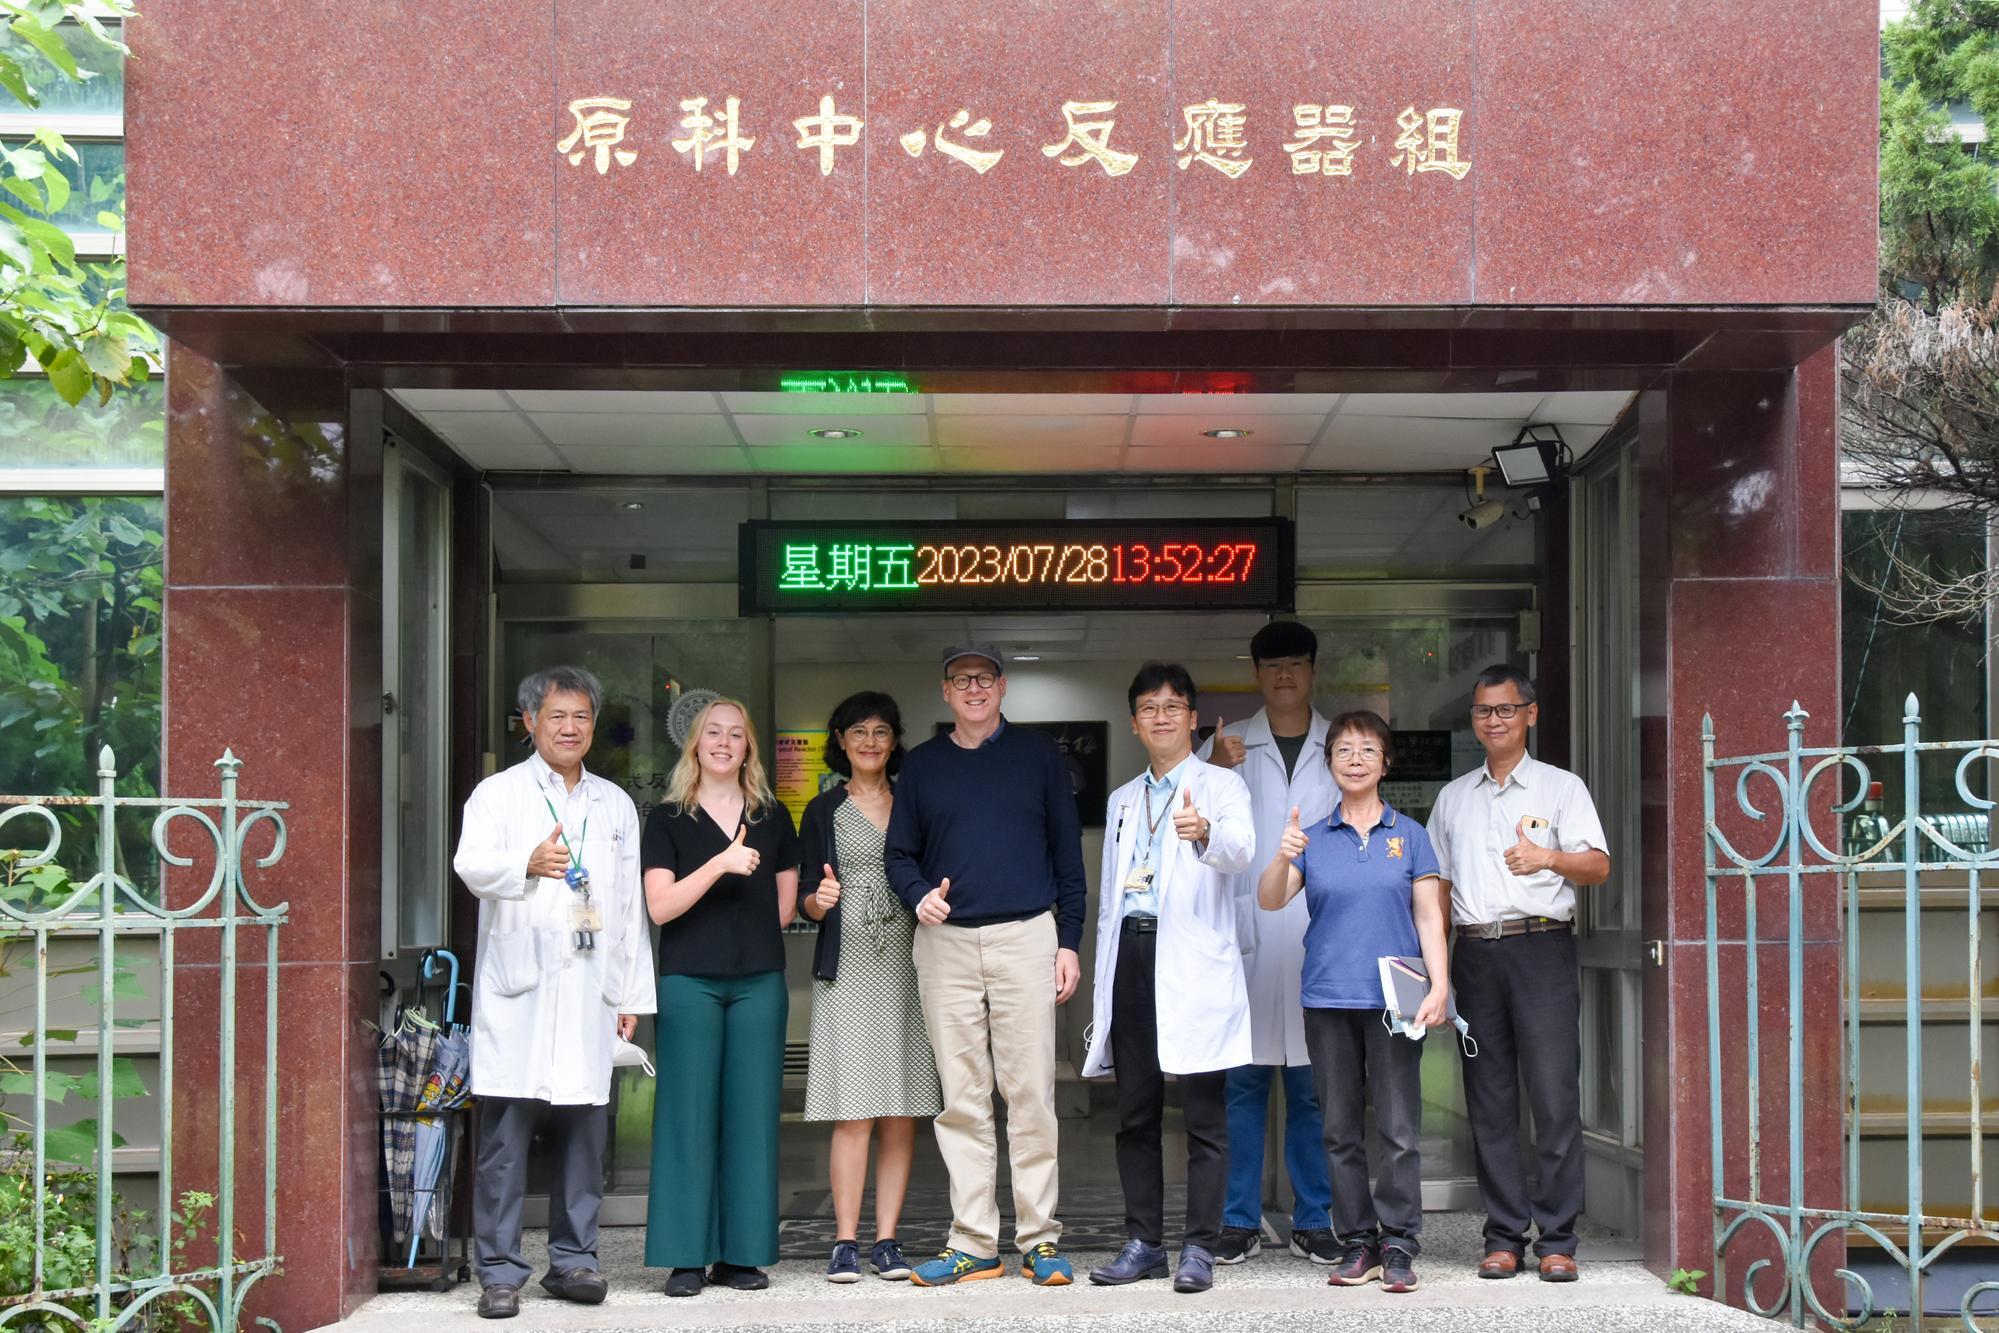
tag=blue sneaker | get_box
[1022,1242,1074,1287]
[1090,1239,1167,1286]
[825,1240,861,1284]
[911,1248,1003,1287]
[870,1238,912,1280]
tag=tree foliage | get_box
[0,0,154,407]
[1880,0,1999,309]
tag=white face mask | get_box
[1381,1006,1479,1058]
[612,1038,654,1076]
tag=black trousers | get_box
[1110,924,1228,1250]
[1303,1006,1425,1254]
[1451,929,1585,1258]
[473,1097,609,1288]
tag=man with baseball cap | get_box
[885,643,1087,1288]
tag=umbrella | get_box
[377,1005,440,1256]
[405,950,473,1267]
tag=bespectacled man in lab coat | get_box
[1197,620,1339,1265]
[452,666,656,1320]
[1084,662,1256,1296]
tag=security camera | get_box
[1460,498,1504,530]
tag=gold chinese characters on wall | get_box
[556,96,1470,180]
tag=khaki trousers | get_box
[912,912,1062,1257]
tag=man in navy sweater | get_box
[886,642,1087,1288]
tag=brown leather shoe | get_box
[1477,1251,1521,1279]
[1538,1253,1580,1282]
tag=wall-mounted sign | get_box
[778,372,914,394]
[741,519,1293,614]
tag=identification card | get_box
[1122,866,1154,894]
[571,901,604,934]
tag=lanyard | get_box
[1137,777,1176,872]
[541,792,589,877]
[543,790,598,952]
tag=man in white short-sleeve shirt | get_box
[1427,665,1609,1285]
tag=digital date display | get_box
[741,520,1294,614]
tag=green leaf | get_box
[15,212,71,267]
[0,51,36,108]
[35,159,67,214]
[43,344,87,403]
[79,333,127,382]
[93,209,118,230]
[73,1058,147,1101]
[42,1118,124,1165]
[9,15,78,81]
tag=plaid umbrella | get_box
[378,1016,440,1255]
[405,1026,472,1266]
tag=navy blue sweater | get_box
[884,720,1087,951]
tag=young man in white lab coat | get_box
[1198,621,1338,1263]
[452,666,657,1319]
[1084,663,1256,1295]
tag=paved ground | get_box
[328,1215,1775,1333]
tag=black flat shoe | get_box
[540,1266,607,1304]
[664,1267,705,1297]
[707,1261,770,1290]
[476,1284,519,1319]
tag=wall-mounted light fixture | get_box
[1491,424,1571,488]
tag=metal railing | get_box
[1705,698,1999,1330]
[0,748,288,1332]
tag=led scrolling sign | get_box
[741,520,1295,615]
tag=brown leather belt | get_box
[1460,916,1572,941]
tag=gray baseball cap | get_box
[940,642,1005,674]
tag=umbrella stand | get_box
[378,949,474,1292]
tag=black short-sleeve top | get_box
[640,799,801,978]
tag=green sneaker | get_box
[1022,1242,1074,1286]
[911,1248,1003,1287]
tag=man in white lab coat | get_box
[1084,663,1255,1295]
[452,666,656,1319]
[1197,621,1338,1264]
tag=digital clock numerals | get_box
[905,541,1261,586]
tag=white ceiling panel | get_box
[732,414,931,448]
[941,445,1123,472]
[1127,444,1312,472]
[1529,392,1634,427]
[1313,414,1522,465]
[557,444,751,474]
[747,446,938,474]
[936,416,1126,451]
[421,410,548,447]
[528,412,736,448]
[390,387,515,412]
[1136,392,1344,415]
[1129,414,1325,448]
[1338,392,1549,419]
[452,443,566,470]
[1535,422,1612,452]
[506,389,721,414]
[720,390,930,416]
[937,394,1133,416]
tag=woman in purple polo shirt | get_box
[1256,709,1451,1295]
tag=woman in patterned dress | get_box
[798,691,942,1284]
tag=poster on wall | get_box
[933,720,1109,828]
[1381,728,1455,823]
[774,729,837,827]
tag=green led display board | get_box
[777,372,914,394]
[740,519,1294,614]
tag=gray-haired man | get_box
[452,667,657,1318]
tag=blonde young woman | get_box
[640,699,800,1298]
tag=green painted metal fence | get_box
[0,747,287,1332]
[1705,698,1999,1329]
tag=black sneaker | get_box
[707,1262,770,1291]
[664,1268,704,1297]
[1288,1228,1339,1264]
[1327,1241,1381,1287]
[1380,1245,1419,1293]
[1214,1226,1262,1264]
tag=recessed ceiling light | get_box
[1234,654,1252,660]
[1013,654,1042,662]
[1203,427,1254,439]
[621,500,644,510]
[809,427,863,440]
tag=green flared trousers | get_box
[644,970,788,1269]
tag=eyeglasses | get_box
[1471,703,1524,720]
[1332,745,1382,763]
[842,725,896,744]
[1135,702,1190,720]
[945,672,999,691]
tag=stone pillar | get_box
[163,344,383,1328]
[1639,344,1845,1310]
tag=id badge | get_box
[570,901,604,934]
[1122,866,1154,895]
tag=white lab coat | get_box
[1198,708,1333,1067]
[1082,759,1256,1078]
[452,754,656,1105]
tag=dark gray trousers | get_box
[1451,930,1585,1258]
[473,1096,609,1288]
[1304,1006,1425,1255]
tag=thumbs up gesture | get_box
[917,876,953,927]
[527,823,571,879]
[1277,806,1309,862]
[1503,816,1552,876]
[712,821,760,877]
[814,863,843,912]
[1172,784,1210,843]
